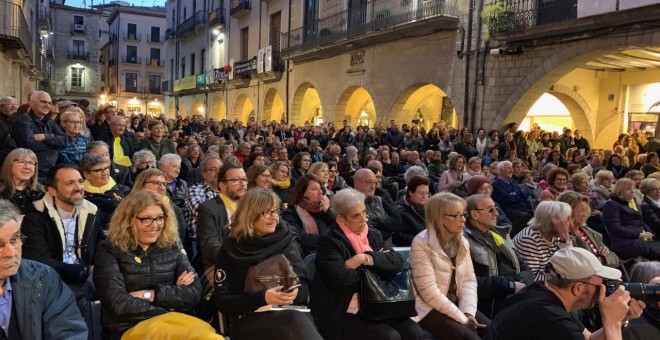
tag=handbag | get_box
[359,266,417,321]
[244,254,299,292]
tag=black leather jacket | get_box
[94,240,202,338]
[167,179,188,209]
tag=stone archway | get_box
[232,94,254,123]
[209,94,227,120]
[547,85,594,142]
[291,83,322,125]
[263,87,284,122]
[335,86,376,127]
[387,83,454,129]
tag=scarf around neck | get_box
[296,198,323,235]
[337,219,372,254]
[271,178,290,189]
[83,177,117,194]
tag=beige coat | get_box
[410,227,478,324]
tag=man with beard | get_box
[196,162,247,272]
[485,247,644,340]
[20,164,101,323]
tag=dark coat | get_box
[393,196,425,247]
[103,132,138,162]
[94,240,202,338]
[365,195,402,241]
[84,183,131,233]
[110,162,133,187]
[91,121,111,142]
[273,184,294,205]
[10,110,67,176]
[0,187,44,214]
[196,196,230,270]
[310,225,404,340]
[640,196,660,241]
[602,194,653,259]
[139,137,176,160]
[491,177,533,216]
[281,206,335,254]
[166,178,188,209]
[0,117,16,166]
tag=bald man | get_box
[104,116,138,167]
[9,91,65,179]
[353,168,402,243]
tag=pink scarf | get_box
[337,219,373,254]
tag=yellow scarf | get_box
[83,177,117,194]
[219,193,237,215]
[162,195,170,204]
[271,178,290,189]
[489,230,505,247]
[628,199,638,212]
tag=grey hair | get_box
[630,261,660,283]
[594,170,613,183]
[80,153,108,172]
[132,150,157,167]
[206,145,220,154]
[404,166,427,183]
[202,156,221,170]
[0,199,20,229]
[158,153,182,167]
[528,201,572,234]
[497,161,512,171]
[345,146,358,155]
[0,96,17,105]
[86,140,110,152]
[331,188,366,218]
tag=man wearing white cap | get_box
[485,247,645,340]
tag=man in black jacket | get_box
[464,194,534,319]
[353,169,402,244]
[104,116,138,168]
[21,164,100,317]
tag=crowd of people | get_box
[0,91,659,339]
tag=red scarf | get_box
[295,198,322,235]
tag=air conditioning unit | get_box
[74,24,84,32]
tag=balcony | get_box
[209,7,226,28]
[488,0,660,44]
[124,32,142,41]
[71,23,85,34]
[147,34,163,43]
[0,0,34,68]
[68,51,90,60]
[281,0,459,61]
[121,55,141,64]
[230,0,251,18]
[161,80,170,93]
[175,10,206,37]
[148,86,161,94]
[147,58,164,67]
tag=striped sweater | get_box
[512,227,562,282]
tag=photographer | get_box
[486,247,645,340]
[623,262,660,340]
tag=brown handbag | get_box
[244,254,299,292]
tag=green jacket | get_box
[427,160,447,182]
[139,137,176,160]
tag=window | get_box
[150,26,160,42]
[150,48,161,66]
[125,73,138,92]
[73,15,83,25]
[149,75,161,94]
[241,27,249,60]
[192,0,196,15]
[190,53,195,76]
[71,67,84,87]
[200,48,205,74]
[181,57,186,78]
[127,23,137,39]
[72,40,85,56]
[270,12,281,52]
[126,46,137,63]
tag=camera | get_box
[605,283,660,301]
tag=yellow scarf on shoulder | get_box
[628,199,638,212]
[83,177,117,194]
[489,230,505,247]
[219,193,237,215]
[271,178,290,189]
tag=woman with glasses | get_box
[57,109,88,165]
[131,149,158,182]
[325,161,348,193]
[270,161,294,206]
[214,188,321,340]
[393,176,429,247]
[81,153,130,235]
[291,152,312,181]
[158,153,188,209]
[180,144,201,183]
[0,148,45,214]
[409,193,483,340]
[281,174,333,255]
[132,168,187,245]
[311,188,422,340]
[539,168,569,202]
[94,190,202,339]
[247,164,272,190]
[513,201,572,281]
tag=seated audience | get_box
[353,168,402,242]
[306,161,334,200]
[270,161,294,206]
[0,148,45,214]
[246,164,272,190]
[622,261,660,340]
[86,141,133,187]
[438,154,466,192]
[491,161,534,236]
[158,153,188,209]
[640,178,660,239]
[326,161,348,193]
[393,175,429,246]
[57,109,88,165]
[539,168,569,202]
[131,149,158,181]
[592,169,614,203]
[465,175,512,229]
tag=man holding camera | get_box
[486,247,645,340]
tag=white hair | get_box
[158,153,182,167]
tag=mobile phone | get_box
[283,284,301,293]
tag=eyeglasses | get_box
[145,181,167,187]
[64,121,83,125]
[445,211,469,221]
[262,208,281,218]
[135,215,167,226]
[473,206,498,214]
[88,167,110,175]
[222,178,248,184]
[38,100,52,106]
[0,234,26,254]
[203,167,219,173]
[13,159,36,168]
[577,281,602,292]
[359,180,379,186]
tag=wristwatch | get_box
[143,290,152,300]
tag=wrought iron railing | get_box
[0,1,33,58]
[175,10,207,37]
[281,0,459,54]
[488,0,578,34]
[68,51,90,60]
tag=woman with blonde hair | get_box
[0,148,45,213]
[602,178,660,260]
[94,190,202,339]
[58,109,88,165]
[270,161,294,205]
[306,161,335,199]
[132,168,187,245]
[214,188,321,340]
[438,154,466,192]
[410,192,485,339]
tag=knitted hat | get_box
[465,175,490,196]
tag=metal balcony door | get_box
[537,0,577,25]
[348,0,368,38]
[303,0,319,42]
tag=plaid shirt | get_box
[184,182,217,240]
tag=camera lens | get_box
[606,283,660,301]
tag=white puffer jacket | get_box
[410,227,478,324]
